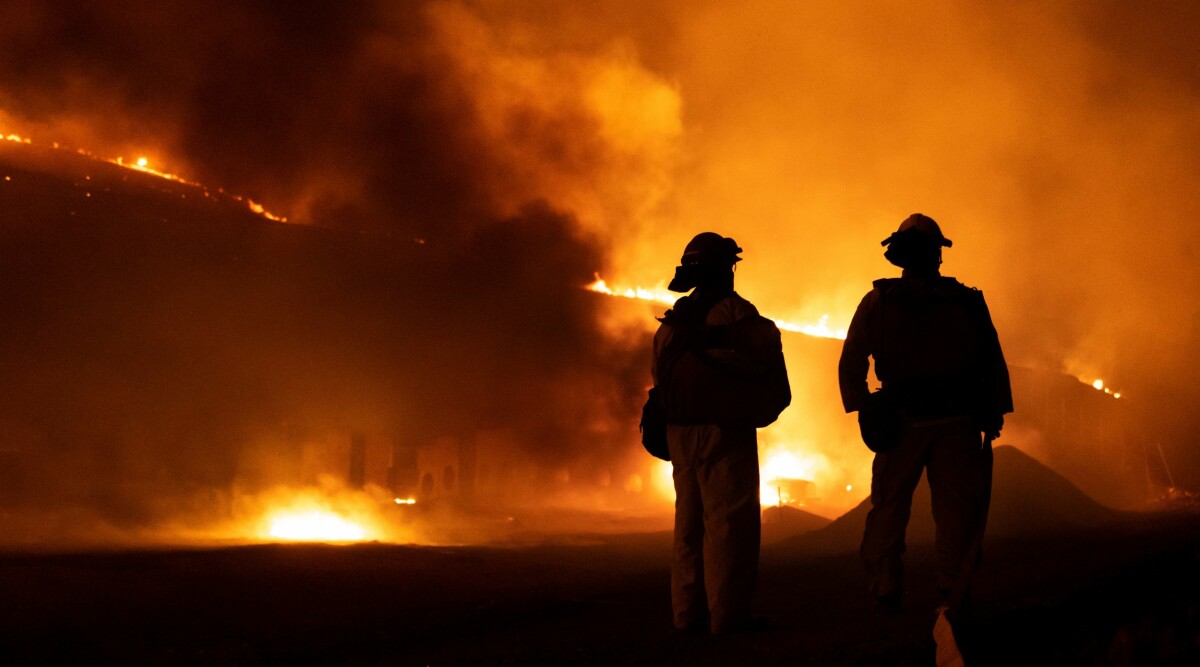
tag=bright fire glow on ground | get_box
[265,509,369,542]
[587,275,848,340]
[760,449,823,507]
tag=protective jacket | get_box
[654,291,791,429]
[839,272,1013,610]
[839,275,1012,424]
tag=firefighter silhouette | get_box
[839,213,1013,618]
[652,232,790,633]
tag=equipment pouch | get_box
[640,386,670,461]
[858,390,905,453]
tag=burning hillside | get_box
[3,132,286,222]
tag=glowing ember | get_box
[243,198,286,222]
[1088,378,1122,399]
[393,497,417,505]
[266,510,368,542]
[586,274,847,340]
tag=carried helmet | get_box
[880,213,953,248]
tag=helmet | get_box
[679,232,743,265]
[880,213,953,248]
[667,232,742,293]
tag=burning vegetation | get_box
[5,131,286,222]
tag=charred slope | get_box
[781,445,1124,554]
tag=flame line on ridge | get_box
[4,131,287,223]
[586,274,848,340]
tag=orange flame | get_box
[1089,378,1122,399]
[252,485,385,543]
[586,274,847,340]
[265,510,368,542]
[759,448,826,506]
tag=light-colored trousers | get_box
[668,424,760,632]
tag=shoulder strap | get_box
[654,297,722,391]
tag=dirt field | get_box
[1,511,1198,666]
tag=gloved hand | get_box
[977,414,1003,441]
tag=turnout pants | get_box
[861,417,992,599]
[667,424,760,632]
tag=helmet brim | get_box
[880,233,952,248]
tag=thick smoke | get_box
[431,1,1200,492]
[0,1,682,237]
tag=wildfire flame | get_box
[265,509,368,542]
[586,275,848,340]
[759,449,826,507]
[1090,378,1121,399]
[250,483,388,543]
[3,130,287,222]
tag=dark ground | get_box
[1,513,1198,666]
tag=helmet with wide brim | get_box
[668,232,743,292]
[880,213,953,248]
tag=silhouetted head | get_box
[881,213,952,273]
[668,232,742,293]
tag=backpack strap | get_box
[653,295,723,400]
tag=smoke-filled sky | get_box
[3,0,1200,506]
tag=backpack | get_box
[639,296,722,460]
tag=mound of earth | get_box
[761,505,832,544]
[782,445,1123,554]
